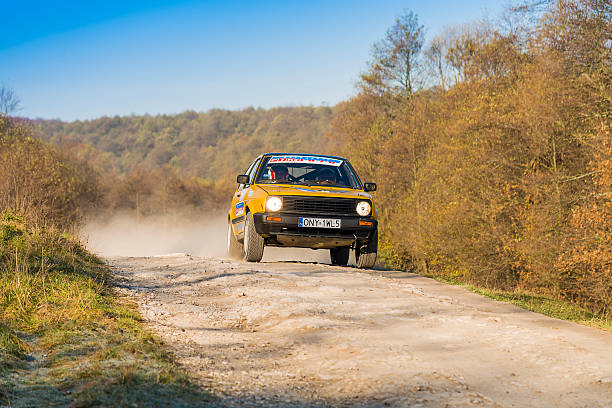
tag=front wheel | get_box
[356,229,377,269]
[243,212,264,262]
[330,246,350,266]
[227,221,242,259]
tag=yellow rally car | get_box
[227,153,378,268]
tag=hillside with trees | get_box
[329,0,610,316]
[36,106,333,215]
[37,107,332,177]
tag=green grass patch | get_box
[467,287,612,331]
[0,211,214,407]
[426,272,611,331]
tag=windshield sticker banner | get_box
[295,188,353,194]
[268,156,342,167]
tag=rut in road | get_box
[111,254,612,408]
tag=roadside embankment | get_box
[0,212,213,407]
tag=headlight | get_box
[356,201,371,216]
[266,196,283,212]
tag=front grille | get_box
[280,196,365,216]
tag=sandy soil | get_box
[110,254,612,407]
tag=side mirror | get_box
[364,182,377,192]
[237,174,249,184]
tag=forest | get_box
[2,0,609,318]
[35,106,332,216]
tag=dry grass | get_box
[0,211,214,407]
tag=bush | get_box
[0,116,100,229]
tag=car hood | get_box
[257,184,372,200]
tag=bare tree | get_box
[424,35,449,90]
[0,85,22,115]
[361,11,425,96]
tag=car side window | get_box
[246,159,261,186]
[239,161,255,190]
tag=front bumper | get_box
[253,212,377,249]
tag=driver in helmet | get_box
[271,164,289,181]
[316,168,336,184]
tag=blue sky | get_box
[1,1,509,121]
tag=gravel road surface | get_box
[110,254,612,407]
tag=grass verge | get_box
[0,211,214,407]
[426,273,611,331]
[467,286,612,331]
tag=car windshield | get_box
[255,155,361,189]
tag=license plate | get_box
[298,217,341,228]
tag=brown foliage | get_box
[556,118,611,315]
[35,107,333,220]
[330,0,611,315]
[0,116,99,228]
[102,165,230,218]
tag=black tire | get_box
[356,229,378,269]
[243,211,264,262]
[330,246,350,266]
[226,221,243,259]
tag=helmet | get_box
[316,168,336,183]
[270,164,289,181]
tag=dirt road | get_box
[110,254,612,407]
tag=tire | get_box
[356,229,378,269]
[226,221,243,259]
[243,211,264,262]
[330,246,350,266]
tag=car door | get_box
[230,158,261,236]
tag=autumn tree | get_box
[361,11,425,96]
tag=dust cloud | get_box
[83,213,228,258]
[83,212,334,264]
